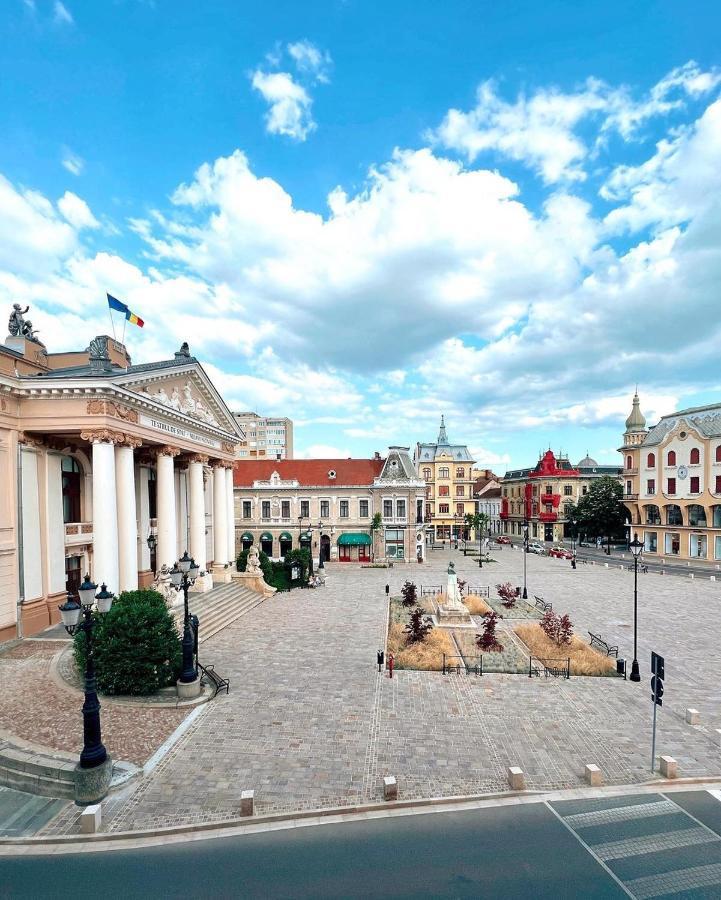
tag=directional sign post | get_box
[651,651,665,772]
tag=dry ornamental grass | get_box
[463,594,492,615]
[386,622,455,670]
[514,624,616,676]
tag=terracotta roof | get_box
[234,458,385,487]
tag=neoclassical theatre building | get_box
[0,311,243,641]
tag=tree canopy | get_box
[574,476,627,541]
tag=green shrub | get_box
[237,546,310,590]
[236,548,273,583]
[73,589,181,696]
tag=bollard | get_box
[507,766,525,790]
[80,804,102,834]
[240,790,254,816]
[383,775,398,801]
[584,764,602,786]
[685,708,700,725]
[715,728,721,746]
[660,756,678,778]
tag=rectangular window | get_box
[396,499,406,519]
[644,531,657,553]
[339,500,349,518]
[438,485,449,497]
[242,500,252,519]
[359,499,369,518]
[563,485,572,496]
[717,475,721,494]
[667,477,676,494]
[261,501,270,518]
[281,500,290,518]
[300,499,309,518]
[665,532,680,555]
[320,500,330,518]
[456,485,464,497]
[385,528,405,559]
[456,503,464,516]
[626,480,632,495]
[383,499,393,518]
[647,479,655,494]
[439,504,450,514]
[690,534,707,559]
[716,535,721,560]
[690,476,700,494]
[456,467,465,478]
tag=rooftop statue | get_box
[8,304,41,342]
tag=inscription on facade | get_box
[139,414,222,450]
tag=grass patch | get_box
[514,624,616,676]
[463,594,492,615]
[387,622,455,670]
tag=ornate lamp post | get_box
[58,576,114,769]
[317,521,325,572]
[522,520,529,599]
[629,533,643,682]
[170,550,200,684]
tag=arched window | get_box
[712,506,721,528]
[688,504,707,527]
[644,504,661,525]
[626,455,632,470]
[422,467,431,481]
[647,453,655,468]
[716,445,721,463]
[690,448,700,465]
[61,456,81,524]
[667,450,676,466]
[665,504,683,526]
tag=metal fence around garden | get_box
[441,653,570,679]
[421,585,490,598]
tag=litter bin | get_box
[616,658,627,678]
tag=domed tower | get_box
[619,391,647,529]
[623,391,647,447]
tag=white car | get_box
[526,542,546,555]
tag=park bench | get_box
[588,632,618,658]
[198,663,230,698]
[534,595,552,612]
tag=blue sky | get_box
[1,0,720,469]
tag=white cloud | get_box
[298,444,352,459]
[287,40,331,83]
[53,1,73,24]
[250,70,315,141]
[61,149,84,176]
[57,191,99,230]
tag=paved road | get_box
[8,790,721,898]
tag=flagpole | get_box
[108,305,117,341]
[121,315,127,346]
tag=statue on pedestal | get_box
[246,545,262,575]
[7,304,41,342]
[445,561,464,609]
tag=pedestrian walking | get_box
[377,649,384,672]
[388,653,394,679]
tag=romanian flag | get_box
[107,293,144,328]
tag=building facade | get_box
[620,393,721,564]
[474,470,503,534]
[233,412,294,459]
[501,450,622,542]
[234,447,426,564]
[414,417,476,543]
[0,312,242,641]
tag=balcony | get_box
[64,522,93,545]
[623,467,639,476]
[539,493,557,505]
[623,493,639,501]
[538,511,557,523]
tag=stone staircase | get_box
[174,582,264,643]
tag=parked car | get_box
[526,542,546,554]
[549,546,573,559]
[495,535,512,544]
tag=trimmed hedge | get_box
[73,588,181,695]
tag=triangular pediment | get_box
[116,362,242,437]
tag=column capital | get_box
[188,453,210,466]
[122,436,143,450]
[156,445,182,458]
[17,431,44,449]
[80,428,126,445]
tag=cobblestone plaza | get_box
[42,547,721,834]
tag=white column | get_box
[20,447,43,601]
[90,438,119,594]
[226,465,235,564]
[213,464,228,567]
[189,456,207,571]
[156,447,178,570]
[44,453,66,596]
[136,465,150,572]
[115,443,138,592]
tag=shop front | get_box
[337,532,371,562]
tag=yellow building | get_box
[414,417,476,543]
[620,393,721,564]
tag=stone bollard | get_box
[660,756,678,778]
[240,790,254,817]
[686,708,700,725]
[507,766,525,790]
[383,776,398,801]
[80,803,102,834]
[584,764,602,786]
[715,728,721,746]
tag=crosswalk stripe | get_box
[592,825,719,861]
[563,799,678,829]
[626,861,721,899]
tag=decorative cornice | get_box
[188,453,210,465]
[86,398,139,423]
[18,431,43,448]
[123,436,143,450]
[80,429,126,445]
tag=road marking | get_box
[708,789,721,803]
[627,861,721,899]
[563,798,677,829]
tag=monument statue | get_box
[8,304,29,336]
[445,560,464,609]
[152,564,176,605]
[246,545,262,575]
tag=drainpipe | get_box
[16,442,24,639]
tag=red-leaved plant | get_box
[476,611,504,653]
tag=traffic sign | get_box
[651,651,665,679]
[651,675,664,706]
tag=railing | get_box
[623,467,639,475]
[420,585,490,598]
[442,654,483,676]
[64,522,93,544]
[623,494,639,501]
[529,657,570,679]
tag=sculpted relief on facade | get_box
[138,380,220,428]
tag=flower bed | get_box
[451,627,528,674]
[514,624,617,676]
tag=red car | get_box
[549,546,573,559]
[495,535,512,544]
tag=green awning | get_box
[279,532,292,541]
[259,532,273,542]
[300,531,312,540]
[240,532,254,542]
[337,532,372,546]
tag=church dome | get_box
[577,453,598,467]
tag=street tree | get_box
[574,476,627,552]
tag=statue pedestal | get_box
[232,570,276,598]
[436,604,473,626]
[190,572,214,594]
[212,565,233,584]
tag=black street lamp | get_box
[522,520,529,599]
[317,521,325,571]
[629,533,643,683]
[170,550,201,683]
[58,576,114,769]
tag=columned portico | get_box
[225,463,235,564]
[116,439,140,592]
[189,453,208,570]
[213,463,228,569]
[82,430,121,594]
[156,446,180,571]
